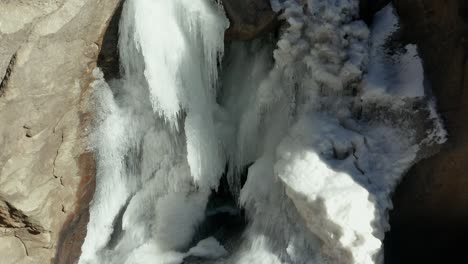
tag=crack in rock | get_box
[0,52,17,97]
[52,131,65,183]
[14,232,29,257]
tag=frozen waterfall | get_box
[79,0,446,263]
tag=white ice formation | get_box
[79,1,446,264]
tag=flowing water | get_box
[79,1,446,263]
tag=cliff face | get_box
[386,0,468,263]
[391,0,468,223]
[0,1,120,263]
[222,0,278,40]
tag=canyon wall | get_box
[386,0,468,263]
[0,1,120,263]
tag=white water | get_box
[80,1,445,264]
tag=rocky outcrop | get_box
[5,0,465,263]
[359,0,390,24]
[385,0,468,263]
[222,0,279,40]
[0,0,120,263]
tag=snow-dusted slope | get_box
[80,1,445,264]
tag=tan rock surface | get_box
[0,0,120,263]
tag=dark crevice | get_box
[359,0,391,25]
[184,164,250,263]
[107,198,132,250]
[14,232,30,256]
[384,224,468,263]
[98,2,123,81]
[222,0,280,41]
[0,52,17,97]
[0,200,43,235]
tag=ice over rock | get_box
[80,1,445,264]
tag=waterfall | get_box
[79,1,445,263]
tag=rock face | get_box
[359,0,390,24]
[385,0,468,263]
[222,0,279,40]
[0,0,120,263]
